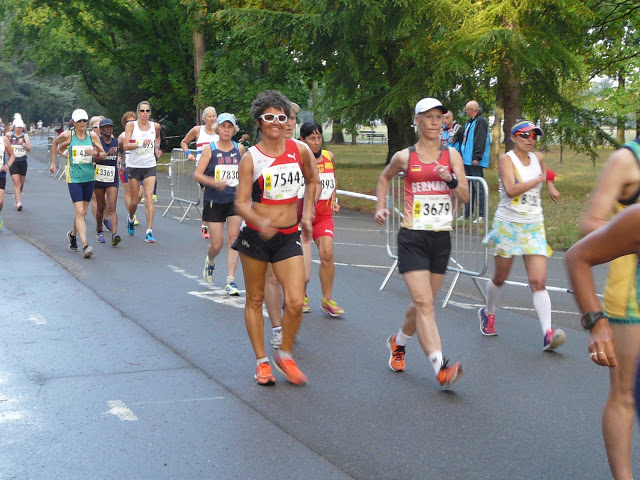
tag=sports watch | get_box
[580,311,606,330]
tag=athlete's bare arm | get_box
[581,148,640,236]
[180,126,199,162]
[374,148,409,225]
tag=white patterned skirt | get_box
[482,218,552,258]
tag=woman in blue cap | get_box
[478,119,566,351]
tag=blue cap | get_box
[216,113,237,126]
[511,120,543,136]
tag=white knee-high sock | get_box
[485,280,504,315]
[532,289,552,334]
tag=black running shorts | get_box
[233,225,302,263]
[127,166,156,181]
[9,160,27,177]
[397,228,451,274]
[202,200,237,223]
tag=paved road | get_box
[0,140,637,479]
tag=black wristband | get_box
[446,174,458,189]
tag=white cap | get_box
[13,113,22,119]
[414,98,448,116]
[290,102,300,114]
[13,119,25,129]
[72,109,89,122]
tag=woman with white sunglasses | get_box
[233,90,320,387]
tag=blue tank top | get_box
[10,133,27,161]
[203,141,240,204]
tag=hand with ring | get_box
[587,317,617,368]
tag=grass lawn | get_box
[327,142,615,250]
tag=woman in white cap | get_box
[478,119,566,351]
[194,113,244,295]
[50,108,106,258]
[375,97,469,389]
[181,106,219,239]
[6,117,31,210]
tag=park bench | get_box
[359,130,386,143]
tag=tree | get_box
[2,0,195,127]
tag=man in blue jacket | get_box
[461,100,490,221]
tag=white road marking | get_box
[104,400,138,421]
[0,412,24,423]
[25,314,47,325]
[135,396,224,405]
[170,264,272,316]
[312,259,390,269]
[334,241,386,248]
[447,300,580,316]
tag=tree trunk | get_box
[331,118,345,144]
[490,105,503,168]
[617,72,626,144]
[192,5,207,125]
[385,107,416,164]
[499,58,522,153]
[351,132,357,145]
[636,111,640,139]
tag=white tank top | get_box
[127,121,157,168]
[495,150,543,224]
[195,126,219,162]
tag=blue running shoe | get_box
[225,281,240,296]
[103,218,112,232]
[127,217,135,236]
[478,307,497,336]
[96,231,105,243]
[145,230,156,243]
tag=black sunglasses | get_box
[139,109,151,113]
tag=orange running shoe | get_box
[255,361,275,386]
[386,335,406,372]
[273,351,308,385]
[437,358,463,389]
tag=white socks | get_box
[395,329,411,346]
[532,289,552,334]
[428,351,443,374]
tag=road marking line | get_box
[135,397,224,405]
[447,300,580,316]
[334,241,386,248]
[23,314,47,325]
[0,412,24,423]
[312,259,389,269]
[104,400,138,421]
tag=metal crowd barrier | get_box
[162,148,202,223]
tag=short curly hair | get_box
[250,90,292,123]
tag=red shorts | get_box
[312,214,334,241]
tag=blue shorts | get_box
[68,181,95,203]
